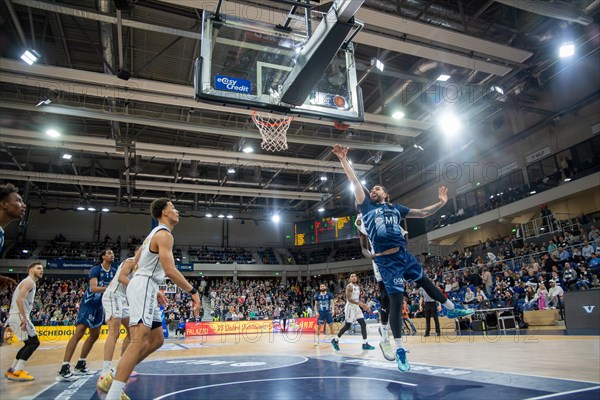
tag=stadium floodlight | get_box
[62,153,72,160]
[491,86,505,95]
[372,58,384,72]
[218,214,225,218]
[559,43,575,58]
[320,175,328,181]
[101,207,110,212]
[439,113,461,136]
[87,207,96,212]
[227,168,235,174]
[20,49,41,65]
[76,206,86,211]
[317,207,325,212]
[272,214,281,223]
[226,214,234,219]
[436,74,451,82]
[392,111,405,119]
[205,213,213,218]
[242,146,254,153]
[46,129,61,138]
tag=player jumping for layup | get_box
[332,144,474,372]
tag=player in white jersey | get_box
[106,198,201,400]
[331,273,375,351]
[4,262,43,382]
[97,255,138,393]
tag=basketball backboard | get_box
[194,10,364,123]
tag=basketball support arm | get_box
[280,0,365,106]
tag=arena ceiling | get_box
[0,0,599,222]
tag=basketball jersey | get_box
[135,224,171,283]
[358,201,410,253]
[105,257,134,297]
[82,264,117,306]
[348,283,360,303]
[314,292,333,312]
[9,276,35,317]
[0,226,4,254]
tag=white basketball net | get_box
[251,111,293,152]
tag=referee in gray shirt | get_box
[419,286,441,337]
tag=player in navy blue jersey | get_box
[332,144,474,372]
[313,282,335,345]
[0,183,25,287]
[57,249,117,381]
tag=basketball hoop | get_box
[334,121,351,131]
[252,111,293,152]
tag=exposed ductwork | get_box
[494,0,593,25]
[97,0,122,142]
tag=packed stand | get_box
[188,246,255,264]
[38,234,121,263]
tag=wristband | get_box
[190,287,198,295]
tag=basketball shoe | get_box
[97,371,113,392]
[396,348,410,373]
[378,340,395,361]
[5,370,34,381]
[446,304,475,319]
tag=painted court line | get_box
[524,385,600,399]
[153,376,418,399]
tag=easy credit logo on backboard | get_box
[214,75,251,93]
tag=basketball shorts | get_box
[102,292,130,321]
[317,310,333,325]
[127,275,162,328]
[7,314,36,342]
[76,302,105,329]
[344,303,364,324]
[375,247,423,295]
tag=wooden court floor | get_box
[1,324,599,400]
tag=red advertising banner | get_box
[186,318,319,336]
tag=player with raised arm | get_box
[4,262,43,381]
[313,282,335,346]
[105,198,201,400]
[331,273,375,351]
[332,144,474,372]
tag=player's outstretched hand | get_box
[438,185,448,204]
[332,144,349,159]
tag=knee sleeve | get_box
[388,293,404,339]
[19,336,40,361]
[378,281,389,325]
[357,319,367,339]
[416,276,448,304]
[337,322,352,337]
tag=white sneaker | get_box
[379,340,395,361]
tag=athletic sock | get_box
[106,380,126,400]
[11,360,18,370]
[15,360,25,371]
[78,358,86,363]
[444,300,455,310]
[102,361,111,375]
[362,339,368,344]
[394,338,404,350]
[381,324,390,340]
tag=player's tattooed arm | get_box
[406,186,448,218]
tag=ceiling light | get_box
[205,213,213,218]
[76,206,86,211]
[350,182,355,192]
[559,43,575,58]
[218,214,225,218]
[20,49,41,65]
[348,159,352,165]
[392,111,405,119]
[101,207,110,212]
[87,207,96,212]
[272,214,281,223]
[529,190,537,195]
[491,86,505,95]
[436,74,451,82]
[35,97,51,107]
[372,58,384,72]
[242,146,254,153]
[317,207,325,212]
[22,249,29,254]
[46,129,61,138]
[439,113,461,136]
[413,143,424,151]
[226,214,233,219]
[564,178,572,182]
[227,168,236,174]
[320,175,327,181]
[62,153,72,160]
[360,179,366,185]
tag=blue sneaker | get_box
[362,343,375,350]
[446,304,475,319]
[396,348,410,372]
[331,339,340,351]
